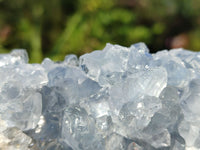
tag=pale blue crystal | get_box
[1,43,200,149]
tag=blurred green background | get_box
[0,0,200,63]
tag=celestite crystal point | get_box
[0,43,200,149]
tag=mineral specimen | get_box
[0,43,200,150]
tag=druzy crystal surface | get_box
[0,43,200,150]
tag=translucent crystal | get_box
[108,68,166,113]
[0,49,28,67]
[127,142,143,150]
[41,58,55,71]
[151,50,192,87]
[172,140,185,150]
[80,43,130,83]
[144,128,171,148]
[64,54,79,66]
[0,127,32,150]
[117,95,161,139]
[128,42,152,70]
[178,120,200,149]
[105,133,126,150]
[1,43,200,149]
[62,105,104,150]
[180,79,200,123]
[156,86,183,130]
[81,88,110,118]
[95,115,113,137]
[0,64,46,130]
[170,48,200,70]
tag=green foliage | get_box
[0,0,200,62]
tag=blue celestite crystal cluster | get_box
[0,43,200,150]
